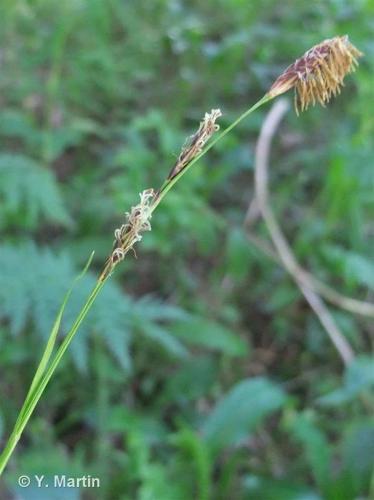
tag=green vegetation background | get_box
[0,0,373,498]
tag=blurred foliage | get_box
[0,0,373,499]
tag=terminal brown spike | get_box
[268,36,363,114]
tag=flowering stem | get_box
[0,94,272,476]
[151,93,271,213]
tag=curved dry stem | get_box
[245,213,374,318]
[251,98,355,365]
[244,104,374,319]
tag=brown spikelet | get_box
[99,109,222,280]
[167,109,222,181]
[268,35,363,114]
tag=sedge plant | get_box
[0,35,362,475]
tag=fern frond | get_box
[0,154,71,229]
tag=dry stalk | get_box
[244,100,374,319]
[251,98,355,365]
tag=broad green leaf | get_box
[321,245,374,290]
[342,421,374,493]
[284,411,331,492]
[172,317,248,357]
[202,377,286,453]
[318,356,374,406]
[140,322,189,359]
[0,109,36,142]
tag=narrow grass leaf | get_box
[16,252,95,426]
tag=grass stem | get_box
[0,93,272,476]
